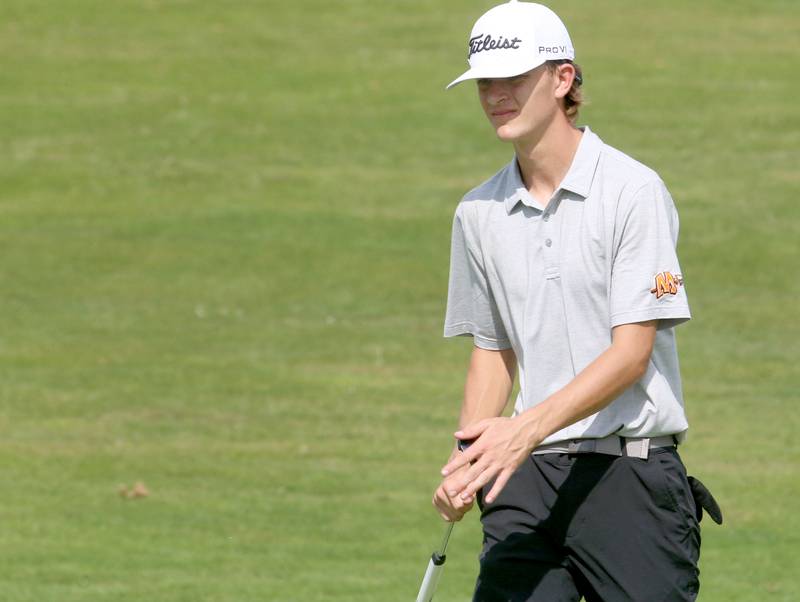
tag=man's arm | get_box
[433,345,516,521]
[441,320,657,505]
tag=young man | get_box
[433,2,715,600]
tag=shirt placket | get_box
[542,199,560,280]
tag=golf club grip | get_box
[415,556,445,602]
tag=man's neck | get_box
[513,118,583,207]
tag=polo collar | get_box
[503,126,603,215]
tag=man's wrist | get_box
[516,407,550,452]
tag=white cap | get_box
[446,1,575,90]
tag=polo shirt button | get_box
[543,214,550,222]
[545,239,552,247]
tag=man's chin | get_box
[495,125,521,142]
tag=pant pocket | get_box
[657,450,698,526]
[656,449,702,564]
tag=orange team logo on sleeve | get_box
[650,271,683,299]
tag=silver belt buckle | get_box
[623,437,650,459]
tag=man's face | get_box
[476,65,560,143]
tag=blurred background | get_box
[1,0,798,600]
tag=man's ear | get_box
[553,63,576,99]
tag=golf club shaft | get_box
[438,522,454,557]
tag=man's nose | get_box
[484,81,510,104]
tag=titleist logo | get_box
[468,33,522,58]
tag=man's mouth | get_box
[492,109,517,118]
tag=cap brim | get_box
[445,58,547,90]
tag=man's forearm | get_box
[458,346,517,431]
[517,320,657,447]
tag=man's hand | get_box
[433,464,475,521]
[440,416,538,505]
[432,448,475,521]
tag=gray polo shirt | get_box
[444,127,691,444]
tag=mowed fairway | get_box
[1,0,798,600]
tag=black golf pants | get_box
[474,448,701,601]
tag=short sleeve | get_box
[609,180,691,330]
[443,205,511,349]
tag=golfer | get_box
[433,2,712,599]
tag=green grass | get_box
[1,0,798,600]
